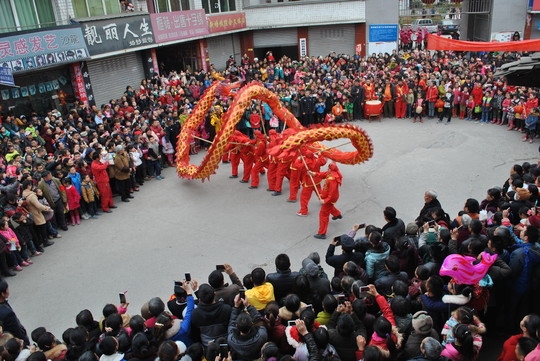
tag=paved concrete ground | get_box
[6,117,536,358]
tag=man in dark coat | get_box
[299,89,316,127]
[415,189,443,227]
[0,280,29,345]
[266,253,299,305]
[350,79,365,120]
[325,235,365,277]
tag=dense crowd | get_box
[0,48,538,361]
[1,160,540,361]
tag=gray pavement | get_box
[6,117,536,352]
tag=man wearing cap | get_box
[325,234,365,278]
[113,145,133,203]
[404,311,440,359]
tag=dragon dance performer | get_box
[313,162,343,240]
[271,129,298,196]
[228,130,254,182]
[287,149,306,203]
[297,151,326,217]
[266,130,282,192]
[249,130,268,189]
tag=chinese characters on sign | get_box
[150,10,209,43]
[0,26,89,73]
[81,15,155,56]
[207,13,246,34]
[299,38,307,58]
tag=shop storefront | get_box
[252,28,298,61]
[0,26,89,115]
[150,10,209,74]
[78,14,156,107]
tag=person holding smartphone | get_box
[208,263,243,306]
[227,294,268,360]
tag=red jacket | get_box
[426,86,439,102]
[65,185,80,210]
[91,160,109,184]
[497,334,522,361]
[320,174,340,204]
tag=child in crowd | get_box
[524,107,539,143]
[406,89,415,118]
[501,91,512,126]
[81,174,100,219]
[466,94,475,121]
[413,92,424,123]
[62,177,81,226]
[0,218,29,271]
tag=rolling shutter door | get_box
[308,25,356,57]
[87,52,145,107]
[253,28,297,47]
[207,34,241,71]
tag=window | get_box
[154,0,191,12]
[72,0,121,18]
[0,0,56,34]
[202,0,235,14]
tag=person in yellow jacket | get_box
[245,267,275,311]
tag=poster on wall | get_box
[490,31,521,42]
[368,42,398,56]
[368,24,398,56]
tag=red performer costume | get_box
[91,153,114,212]
[266,130,281,192]
[239,139,255,183]
[287,150,306,202]
[297,151,327,216]
[271,129,298,196]
[249,131,268,189]
[395,80,409,119]
[363,79,376,101]
[314,162,343,239]
[228,131,253,181]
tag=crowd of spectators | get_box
[0,48,539,361]
[1,159,540,361]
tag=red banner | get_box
[427,33,540,51]
[69,63,88,105]
[207,13,246,33]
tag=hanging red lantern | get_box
[421,0,436,4]
[450,0,462,3]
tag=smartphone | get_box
[239,288,246,299]
[119,292,127,304]
[219,344,228,359]
[287,320,296,326]
[185,273,191,282]
[358,223,366,229]
[359,286,370,293]
[337,294,345,304]
[216,265,226,272]
[428,220,435,225]
[333,236,341,245]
